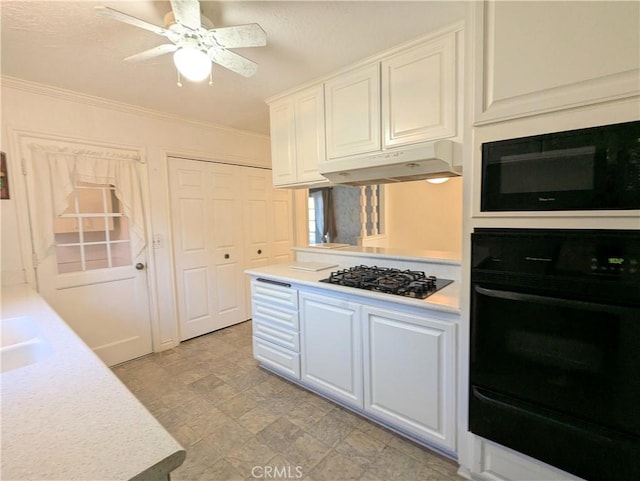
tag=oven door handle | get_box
[474,285,633,314]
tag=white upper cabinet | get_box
[474,0,640,124]
[382,32,456,148]
[268,84,329,188]
[325,63,381,160]
[324,28,459,163]
[269,97,296,186]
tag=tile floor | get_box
[112,321,461,481]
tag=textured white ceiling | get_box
[1,1,469,135]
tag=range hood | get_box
[319,139,461,186]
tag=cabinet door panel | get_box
[295,85,327,183]
[325,63,381,159]
[382,33,456,147]
[254,337,300,379]
[300,292,363,407]
[270,98,297,186]
[362,306,456,450]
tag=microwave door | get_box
[484,146,599,211]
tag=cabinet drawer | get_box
[253,317,300,351]
[252,301,299,331]
[253,337,300,379]
[252,280,298,309]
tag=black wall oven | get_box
[481,120,640,212]
[470,229,640,481]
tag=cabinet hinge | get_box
[21,159,27,175]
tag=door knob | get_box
[135,262,145,270]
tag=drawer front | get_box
[252,301,299,331]
[252,280,298,309]
[253,337,301,379]
[253,317,300,351]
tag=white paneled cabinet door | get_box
[300,292,363,408]
[325,63,381,159]
[169,158,247,341]
[269,98,297,186]
[294,85,327,183]
[362,306,456,451]
[382,32,456,147]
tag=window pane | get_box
[54,215,79,235]
[112,216,130,241]
[56,245,82,273]
[111,242,132,267]
[55,230,80,244]
[85,244,109,270]
[77,187,108,214]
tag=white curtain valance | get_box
[26,143,146,265]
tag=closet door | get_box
[169,158,247,341]
[243,167,295,314]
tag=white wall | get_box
[0,77,271,350]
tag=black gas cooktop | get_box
[319,265,453,299]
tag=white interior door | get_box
[169,158,247,341]
[32,178,152,367]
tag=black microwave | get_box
[481,120,640,212]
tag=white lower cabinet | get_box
[300,292,363,408]
[250,279,458,454]
[251,280,300,379]
[362,306,456,452]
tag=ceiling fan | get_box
[95,0,266,84]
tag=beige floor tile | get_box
[261,454,305,480]
[281,432,332,472]
[363,445,422,481]
[305,410,356,448]
[286,401,330,431]
[237,406,281,434]
[203,419,253,456]
[199,458,245,481]
[334,429,386,468]
[217,391,259,418]
[256,417,304,452]
[308,450,364,481]
[224,436,276,478]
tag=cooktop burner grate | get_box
[319,265,453,299]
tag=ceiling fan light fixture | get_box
[173,47,211,82]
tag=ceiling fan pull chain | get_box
[209,71,213,86]
[176,70,183,87]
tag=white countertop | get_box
[1,284,185,481]
[294,245,462,266]
[246,263,460,315]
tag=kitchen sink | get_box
[1,316,53,373]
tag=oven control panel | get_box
[591,256,639,275]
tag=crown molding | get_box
[0,75,269,140]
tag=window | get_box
[308,189,324,244]
[54,180,132,273]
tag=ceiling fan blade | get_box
[208,48,258,78]
[169,0,201,30]
[94,6,167,35]
[209,24,267,48]
[124,44,179,62]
